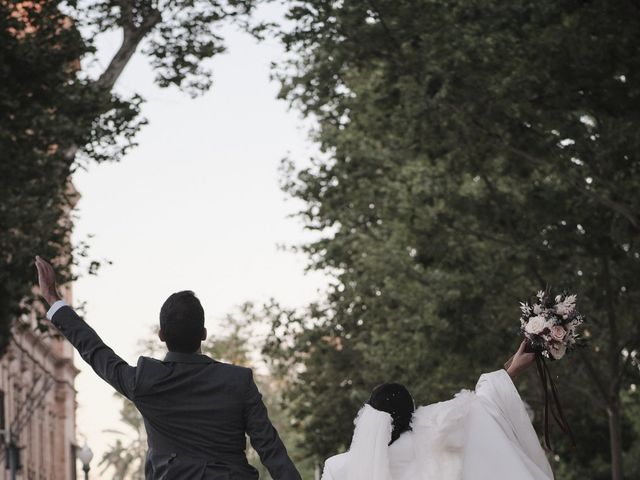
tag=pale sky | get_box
[71,4,327,469]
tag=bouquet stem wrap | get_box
[534,352,576,451]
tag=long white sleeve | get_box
[462,370,554,480]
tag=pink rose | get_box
[550,325,567,341]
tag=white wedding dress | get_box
[321,370,554,480]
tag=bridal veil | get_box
[322,370,554,480]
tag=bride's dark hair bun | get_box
[368,383,415,445]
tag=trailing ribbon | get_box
[534,352,576,451]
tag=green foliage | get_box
[266,0,640,477]
[100,396,147,480]
[0,0,142,354]
[622,387,640,474]
[80,0,256,95]
[1,0,255,355]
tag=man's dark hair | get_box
[368,383,415,445]
[159,290,205,353]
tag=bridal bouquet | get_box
[519,290,584,360]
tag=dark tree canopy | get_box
[0,0,255,354]
[83,0,255,95]
[265,1,640,478]
[0,0,139,351]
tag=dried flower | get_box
[519,289,584,361]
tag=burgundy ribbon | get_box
[534,353,576,451]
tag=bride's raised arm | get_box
[504,340,537,379]
[464,341,554,480]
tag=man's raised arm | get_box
[35,256,137,400]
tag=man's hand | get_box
[35,256,61,307]
[506,340,536,379]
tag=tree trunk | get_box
[608,395,623,480]
[95,10,162,92]
[602,255,623,480]
[95,28,143,91]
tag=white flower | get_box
[525,316,547,335]
[555,295,562,303]
[567,318,582,330]
[533,304,542,315]
[555,303,573,316]
[554,294,578,316]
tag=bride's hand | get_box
[505,340,536,379]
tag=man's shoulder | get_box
[214,360,251,373]
[136,356,251,376]
[135,356,167,378]
[137,355,163,366]
[211,361,254,382]
[132,356,253,397]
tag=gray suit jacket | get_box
[51,306,301,480]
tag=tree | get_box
[0,0,136,353]
[1,0,255,355]
[99,396,147,480]
[269,1,640,478]
[82,0,255,96]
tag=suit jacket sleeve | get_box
[243,369,301,480]
[50,306,137,400]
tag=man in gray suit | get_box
[35,256,301,480]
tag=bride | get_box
[322,341,554,480]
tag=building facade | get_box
[0,285,79,480]
[3,2,82,476]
